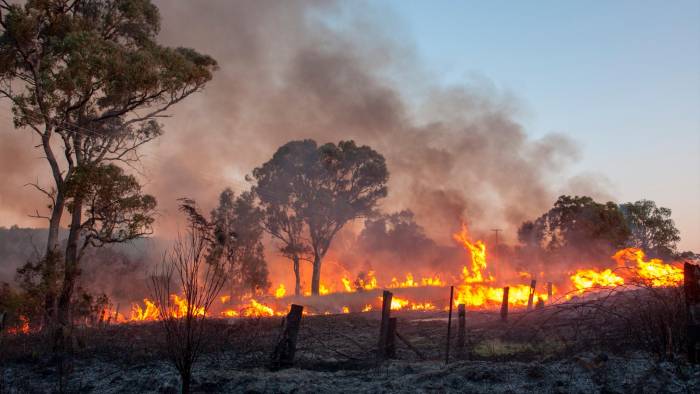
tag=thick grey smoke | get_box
[143,0,583,243]
[0,1,605,289]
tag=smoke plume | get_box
[0,1,595,290]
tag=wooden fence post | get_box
[546,282,553,302]
[377,290,393,360]
[387,317,397,359]
[527,280,537,311]
[271,304,304,369]
[684,262,700,363]
[457,304,466,352]
[501,286,509,322]
[445,286,454,364]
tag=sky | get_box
[0,0,697,253]
[383,0,700,251]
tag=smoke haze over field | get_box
[0,0,624,287]
[141,0,586,241]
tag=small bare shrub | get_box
[151,223,226,394]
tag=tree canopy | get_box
[518,195,630,259]
[179,190,270,301]
[252,139,389,295]
[620,199,681,259]
[0,0,216,329]
[208,189,270,298]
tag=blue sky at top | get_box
[382,0,700,250]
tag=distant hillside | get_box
[0,226,168,303]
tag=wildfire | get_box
[570,268,625,292]
[389,273,444,288]
[221,299,283,318]
[613,248,683,287]
[274,284,286,298]
[7,315,30,335]
[130,298,160,321]
[453,224,493,284]
[356,271,378,291]
[570,248,682,292]
[101,229,686,325]
[421,276,444,287]
[171,295,205,318]
[128,295,205,322]
[389,296,410,310]
[452,224,527,308]
[342,276,353,292]
[241,299,276,317]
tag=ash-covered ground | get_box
[3,306,700,393]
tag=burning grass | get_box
[2,225,693,392]
[96,229,686,326]
[3,288,699,393]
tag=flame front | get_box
[570,248,683,292]
[613,248,683,287]
[451,224,536,308]
[453,224,493,284]
[570,268,624,292]
[274,284,286,298]
[90,228,686,326]
[7,315,30,334]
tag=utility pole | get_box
[491,229,502,246]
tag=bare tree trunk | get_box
[41,128,66,327]
[293,254,301,296]
[43,183,66,327]
[56,197,83,334]
[45,189,65,255]
[311,253,322,296]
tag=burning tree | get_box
[0,0,217,335]
[151,210,226,394]
[252,139,388,295]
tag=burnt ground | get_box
[2,299,700,393]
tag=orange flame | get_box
[274,284,286,298]
[130,298,160,321]
[389,296,410,310]
[7,315,30,335]
[389,273,444,288]
[570,268,624,292]
[613,248,683,287]
[453,224,493,284]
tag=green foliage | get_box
[209,189,270,298]
[252,139,388,294]
[0,0,217,133]
[620,199,681,259]
[65,164,156,251]
[0,0,216,325]
[518,195,630,258]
